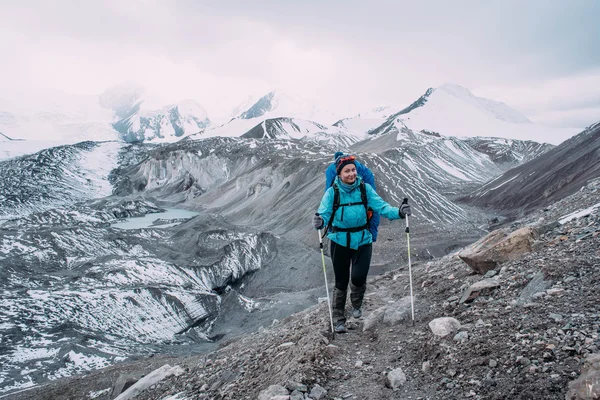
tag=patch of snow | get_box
[558,203,600,224]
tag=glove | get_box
[399,203,411,218]
[312,214,324,229]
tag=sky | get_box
[1,0,599,129]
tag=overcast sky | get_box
[1,0,599,128]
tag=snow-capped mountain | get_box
[332,105,399,137]
[194,90,346,143]
[109,99,211,143]
[240,117,360,148]
[461,121,600,211]
[0,141,122,218]
[236,90,338,123]
[0,89,119,160]
[462,137,553,166]
[368,84,578,144]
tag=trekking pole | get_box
[316,214,335,336]
[403,198,415,326]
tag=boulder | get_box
[458,227,539,274]
[429,317,461,337]
[309,384,327,399]
[386,368,407,389]
[566,353,600,399]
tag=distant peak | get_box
[438,83,474,98]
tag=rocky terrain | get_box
[8,178,599,400]
[2,118,598,399]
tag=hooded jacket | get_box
[325,160,381,241]
[317,176,401,249]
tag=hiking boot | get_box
[352,308,362,318]
[350,282,366,311]
[334,323,347,333]
[332,287,347,326]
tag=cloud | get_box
[0,0,599,128]
[476,69,600,128]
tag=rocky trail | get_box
[7,180,600,400]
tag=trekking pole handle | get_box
[316,213,324,246]
[402,198,409,232]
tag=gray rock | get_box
[386,368,407,389]
[111,373,143,399]
[429,317,461,337]
[258,384,289,400]
[309,384,327,400]
[517,272,551,305]
[422,361,432,373]
[549,313,564,322]
[484,269,498,278]
[286,381,307,392]
[362,307,385,332]
[566,353,600,399]
[460,279,500,303]
[382,296,414,325]
[453,331,469,342]
[290,390,305,400]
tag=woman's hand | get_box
[312,214,324,229]
[399,203,411,218]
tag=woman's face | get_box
[339,164,357,184]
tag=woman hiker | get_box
[312,154,411,333]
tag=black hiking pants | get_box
[330,241,372,290]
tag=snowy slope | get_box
[0,91,119,160]
[240,117,360,148]
[461,121,600,211]
[463,137,553,166]
[111,99,210,143]
[370,84,578,145]
[196,90,346,142]
[0,141,122,218]
[237,90,339,123]
[334,105,410,137]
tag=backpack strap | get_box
[322,183,340,238]
[323,181,370,243]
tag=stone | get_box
[111,373,143,399]
[517,272,551,305]
[566,353,600,399]
[422,361,432,373]
[458,227,539,274]
[382,296,414,325]
[285,381,307,392]
[386,368,407,389]
[484,269,498,278]
[429,317,461,337]
[258,385,289,400]
[453,331,469,342]
[459,279,500,303]
[309,384,327,399]
[114,365,185,400]
[549,313,563,322]
[362,307,385,332]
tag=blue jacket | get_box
[325,161,381,241]
[317,177,400,249]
